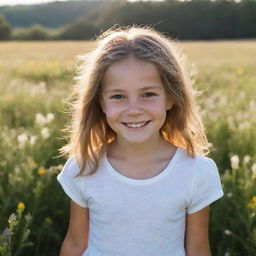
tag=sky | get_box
[0,0,71,6]
[0,0,162,6]
[0,0,165,6]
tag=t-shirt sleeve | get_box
[57,156,88,208]
[186,158,224,214]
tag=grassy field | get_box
[0,40,256,256]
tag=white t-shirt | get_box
[57,147,224,256]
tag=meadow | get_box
[0,40,255,256]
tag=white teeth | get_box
[125,122,147,128]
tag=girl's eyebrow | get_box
[141,85,162,91]
[105,85,162,93]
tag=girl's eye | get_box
[143,92,157,97]
[111,95,124,100]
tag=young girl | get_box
[57,25,224,256]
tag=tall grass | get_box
[0,41,255,255]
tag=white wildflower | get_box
[227,192,233,198]
[36,113,47,126]
[243,155,251,164]
[17,133,28,144]
[46,113,55,123]
[17,133,28,148]
[8,213,17,223]
[224,230,232,236]
[41,127,50,139]
[231,155,239,169]
[225,252,230,256]
[30,135,37,145]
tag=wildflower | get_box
[243,155,251,164]
[30,135,37,145]
[8,213,17,224]
[41,127,50,139]
[225,253,230,256]
[18,202,25,210]
[38,167,46,176]
[247,196,256,209]
[227,192,233,198]
[224,229,232,235]
[2,229,9,236]
[46,113,55,123]
[17,133,28,143]
[236,67,244,75]
[247,201,255,209]
[230,155,239,169]
[36,113,47,126]
[17,133,28,148]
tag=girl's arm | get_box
[185,206,211,256]
[60,200,89,256]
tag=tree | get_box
[0,15,11,40]
[59,18,98,40]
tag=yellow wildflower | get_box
[17,202,25,209]
[247,196,256,209]
[236,67,244,75]
[247,202,254,209]
[38,167,46,176]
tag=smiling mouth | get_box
[122,121,151,128]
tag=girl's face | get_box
[101,56,172,146]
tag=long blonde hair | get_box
[59,25,209,176]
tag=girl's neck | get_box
[107,136,175,161]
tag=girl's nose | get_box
[126,98,143,115]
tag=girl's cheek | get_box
[145,101,165,111]
[104,103,124,117]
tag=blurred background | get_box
[1,0,256,40]
[0,0,255,255]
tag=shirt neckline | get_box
[104,147,182,185]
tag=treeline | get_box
[0,0,107,28]
[1,0,256,41]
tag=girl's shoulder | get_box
[58,155,81,179]
[58,155,99,179]
[178,147,218,171]
[57,155,90,208]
